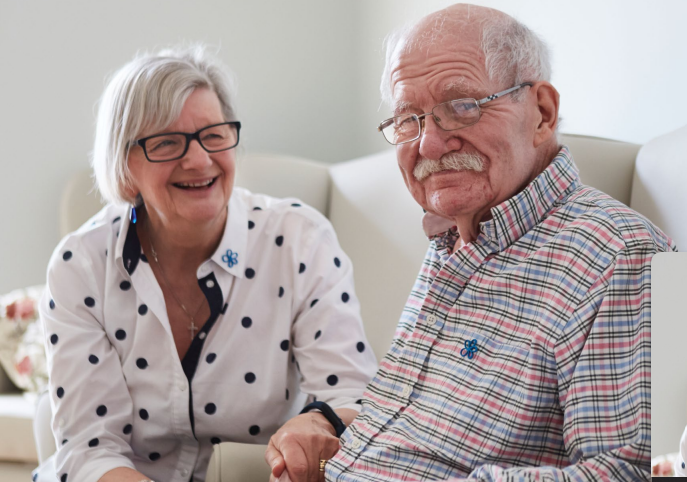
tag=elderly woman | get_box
[36,46,376,482]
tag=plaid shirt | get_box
[326,147,676,481]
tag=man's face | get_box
[390,28,542,223]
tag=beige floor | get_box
[0,461,35,481]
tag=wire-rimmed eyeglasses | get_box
[377,83,533,145]
[134,121,241,162]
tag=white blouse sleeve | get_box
[290,216,377,412]
[41,235,137,482]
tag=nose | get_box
[180,139,213,170]
[417,115,461,161]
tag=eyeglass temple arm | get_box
[476,82,534,105]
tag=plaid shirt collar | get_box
[422,145,580,252]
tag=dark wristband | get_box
[300,401,346,437]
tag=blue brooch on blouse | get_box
[222,249,239,268]
[460,339,479,359]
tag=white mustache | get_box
[413,152,485,182]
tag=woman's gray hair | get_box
[380,14,551,106]
[92,45,238,205]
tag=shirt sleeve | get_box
[454,244,653,481]
[290,217,377,411]
[41,235,137,481]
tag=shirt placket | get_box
[342,234,499,467]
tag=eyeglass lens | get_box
[144,123,238,161]
[381,98,481,145]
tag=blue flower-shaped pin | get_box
[460,339,478,359]
[222,249,239,268]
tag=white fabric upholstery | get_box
[630,124,687,249]
[205,442,271,482]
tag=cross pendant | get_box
[188,321,198,339]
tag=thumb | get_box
[265,442,286,477]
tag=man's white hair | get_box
[92,44,238,205]
[380,10,552,107]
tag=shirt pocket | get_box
[405,329,534,464]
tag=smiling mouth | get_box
[173,176,218,190]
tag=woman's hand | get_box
[265,412,340,482]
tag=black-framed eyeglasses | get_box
[134,121,241,162]
[377,82,533,145]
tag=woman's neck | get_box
[139,207,227,273]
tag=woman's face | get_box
[127,88,236,228]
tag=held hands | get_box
[265,412,341,482]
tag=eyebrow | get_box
[391,79,489,116]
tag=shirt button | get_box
[181,468,189,477]
[58,418,65,428]
[426,315,436,324]
[199,331,207,340]
[401,385,411,397]
[350,437,361,449]
[206,279,215,288]
[179,383,187,391]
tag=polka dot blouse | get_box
[37,187,377,482]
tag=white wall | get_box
[1,0,685,293]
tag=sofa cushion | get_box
[630,124,687,249]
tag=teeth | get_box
[177,178,214,188]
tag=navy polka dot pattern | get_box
[357,342,365,353]
[327,375,339,386]
[61,474,68,482]
[315,330,322,340]
[62,439,68,445]
[37,195,377,481]
[341,292,350,303]
[253,206,262,211]
[57,387,64,398]
[112,216,121,223]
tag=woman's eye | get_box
[149,139,177,152]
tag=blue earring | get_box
[129,206,137,224]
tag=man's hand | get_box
[265,412,341,482]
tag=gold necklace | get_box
[145,222,205,339]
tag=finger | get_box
[281,442,311,482]
[265,440,286,477]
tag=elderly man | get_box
[267,4,675,481]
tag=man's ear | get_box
[530,81,560,148]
